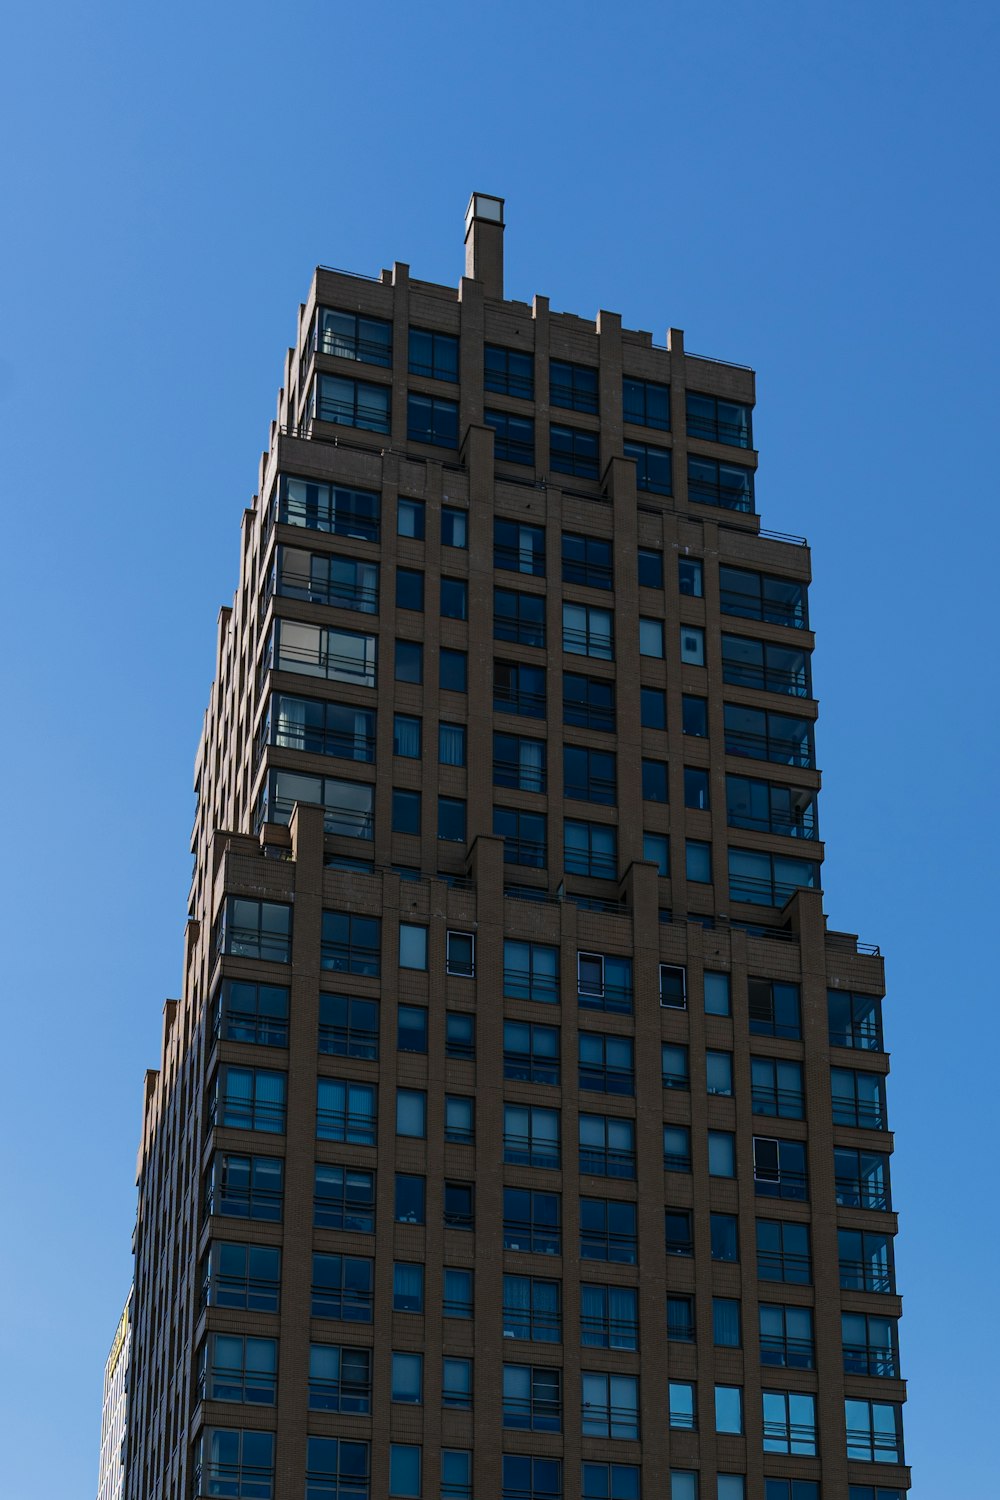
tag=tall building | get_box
[121,195,909,1500]
[97,1289,132,1500]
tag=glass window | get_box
[391,1351,423,1403]
[396,567,424,612]
[503,1363,562,1431]
[307,1344,373,1413]
[683,694,708,736]
[581,1371,640,1438]
[667,1295,694,1342]
[581,1284,637,1350]
[195,1430,275,1500]
[762,1391,817,1455]
[624,376,670,430]
[314,372,390,433]
[392,714,421,759]
[563,532,613,589]
[839,1227,895,1293]
[505,1020,560,1085]
[579,1033,634,1095]
[686,840,712,882]
[202,1242,281,1313]
[669,1381,696,1430]
[720,565,806,627]
[389,1445,421,1498]
[757,1219,811,1284]
[505,1187,561,1255]
[443,1356,473,1408]
[271,619,377,688]
[394,639,423,684]
[551,423,599,479]
[678,558,704,600]
[494,806,547,867]
[440,647,467,692]
[639,618,664,657]
[495,519,545,575]
[505,1104,561,1168]
[438,796,467,843]
[564,671,615,731]
[550,359,598,412]
[834,1148,891,1210]
[279,474,380,542]
[206,1153,284,1221]
[267,692,376,761]
[494,732,547,793]
[396,1088,427,1138]
[442,506,468,547]
[713,1298,741,1348]
[212,1066,287,1134]
[407,392,459,448]
[399,924,427,969]
[565,745,616,804]
[305,1438,370,1500]
[409,327,458,381]
[446,930,475,977]
[397,1005,428,1054]
[314,1165,375,1232]
[564,819,617,879]
[446,1012,476,1059]
[505,940,559,1003]
[261,769,375,840]
[718,1479,747,1500]
[664,1124,691,1172]
[316,1079,376,1144]
[666,1209,694,1258]
[684,767,710,809]
[829,989,884,1051]
[444,1180,475,1229]
[486,344,534,399]
[831,1067,887,1129]
[752,1057,805,1119]
[438,722,466,767]
[706,1051,733,1096]
[641,686,666,728]
[274,546,380,612]
[842,1312,900,1377]
[503,1274,562,1342]
[199,1332,277,1405]
[495,658,547,718]
[710,1213,738,1262]
[442,1452,472,1500]
[722,634,811,697]
[688,455,754,513]
[644,832,669,875]
[495,586,546,647]
[441,576,469,619]
[217,898,292,963]
[642,759,668,802]
[582,1197,637,1263]
[680,625,705,665]
[662,1042,689,1090]
[716,1385,743,1434]
[397,497,425,538]
[709,1130,736,1177]
[760,1304,815,1368]
[583,1464,640,1500]
[624,440,672,494]
[311,1253,374,1321]
[686,390,752,447]
[563,602,613,658]
[394,1174,425,1224]
[704,971,731,1015]
[487,408,535,465]
[445,1095,475,1144]
[580,1114,635,1178]
[392,788,421,834]
[749,978,800,1038]
[577,952,632,1014]
[314,306,391,365]
[753,1136,808,1200]
[502,1456,562,1500]
[444,1267,474,1318]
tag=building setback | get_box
[120,196,909,1500]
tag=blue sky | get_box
[1,2,996,1494]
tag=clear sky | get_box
[0,2,996,1495]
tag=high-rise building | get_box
[119,195,909,1500]
[97,1289,132,1500]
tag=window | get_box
[704,970,731,1015]
[505,1021,560,1085]
[722,634,811,697]
[495,659,546,718]
[503,1364,562,1431]
[492,733,546,794]
[397,1005,428,1054]
[680,625,705,665]
[578,952,633,1013]
[683,768,710,811]
[442,506,467,547]
[624,440,672,494]
[753,1137,807,1200]
[709,1131,736,1177]
[580,1114,635,1178]
[642,758,668,802]
[495,519,546,575]
[582,1464,640,1500]
[710,1212,738,1262]
[494,806,547,867]
[678,559,704,600]
[580,1033,634,1095]
[749,978,801,1039]
[839,1227,895,1293]
[503,1274,562,1342]
[202,1242,281,1313]
[688,455,754,512]
[845,1400,904,1464]
[564,671,615,731]
[551,423,599,479]
[505,1103,560,1168]
[305,1438,370,1500]
[581,1284,638,1350]
[443,1180,475,1229]
[720,564,806,627]
[664,1208,693,1257]
[829,989,884,1051]
[392,788,421,834]
[495,587,546,647]
[439,722,467,766]
[565,819,617,879]
[686,390,752,447]
[503,1456,562,1500]
[505,941,559,1003]
[663,1042,689,1090]
[266,693,376,761]
[391,1351,423,1404]
[394,1174,425,1225]
[706,1050,733,1096]
[270,619,378,689]
[712,1298,741,1348]
[278,474,380,542]
[399,923,427,969]
[446,1012,476,1060]
[195,1430,274,1500]
[669,1381,696,1431]
[487,409,535,465]
[505,1187,561,1255]
[444,1267,474,1318]
[440,647,467,692]
[212,980,289,1049]
[763,1391,817,1455]
[641,686,666,728]
[656,965,685,1010]
[314,1164,375,1232]
[832,1068,887,1129]
[442,1452,472,1500]
[670,1476,697,1500]
[757,1219,811,1284]
[314,305,391,365]
[314,372,390,433]
[751,1058,805,1119]
[843,1312,899,1377]
[565,746,616,804]
[667,1295,695,1342]
[407,392,458,447]
[396,567,424,611]
[486,344,534,398]
[311,1253,374,1321]
[582,1371,640,1438]
[726,775,817,840]
[644,832,669,874]
[550,359,598,412]
[206,1153,283,1222]
[639,618,664,657]
[763,1482,819,1500]
[389,1445,421,1499]
[686,839,712,883]
[397,496,425,538]
[582,1197,637,1263]
[396,1088,427,1138]
[316,1079,376,1144]
[760,1304,814,1368]
[309,1344,372,1412]
[715,1385,743,1435]
[443,1356,473,1408]
[680,696,706,738]
[445,930,475,977]
[438,796,467,843]
[723,704,815,767]
[273,544,380,613]
[624,376,669,429]
[563,602,613,658]
[394,639,423,685]
[835,1148,890,1210]
[260,769,374,839]
[563,532,613,589]
[216,898,291,963]
[409,326,458,381]
[445,1095,475,1144]
[198,1332,277,1404]
[664,1125,691,1172]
